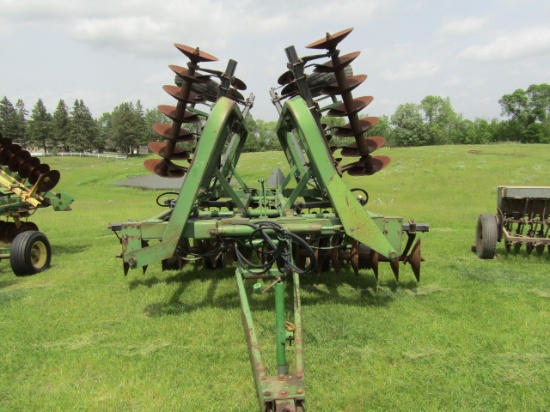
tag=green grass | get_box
[1,144,550,411]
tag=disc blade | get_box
[340,136,386,157]
[334,116,379,138]
[148,141,192,161]
[390,259,400,282]
[144,159,187,178]
[306,27,354,50]
[163,85,205,104]
[227,88,245,101]
[0,137,12,148]
[18,157,40,178]
[152,123,195,143]
[174,44,218,63]
[342,155,391,176]
[37,169,60,192]
[168,65,211,84]
[277,70,294,86]
[372,251,379,281]
[28,163,50,185]
[314,51,361,73]
[231,77,247,91]
[409,238,422,282]
[328,96,373,117]
[8,150,31,172]
[0,144,21,165]
[281,82,297,96]
[158,105,201,124]
[322,74,367,95]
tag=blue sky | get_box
[1,0,549,122]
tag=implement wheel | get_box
[10,231,52,276]
[476,213,498,259]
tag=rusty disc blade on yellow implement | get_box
[28,163,50,185]
[8,150,31,172]
[37,170,60,192]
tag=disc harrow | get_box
[0,132,74,275]
[474,186,550,258]
[109,29,428,412]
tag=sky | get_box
[0,0,549,123]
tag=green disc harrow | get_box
[109,28,429,411]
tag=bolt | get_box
[263,391,271,397]
[278,375,285,380]
[297,389,304,394]
[280,390,289,397]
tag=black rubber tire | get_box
[10,231,52,276]
[475,213,498,259]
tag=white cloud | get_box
[459,26,550,61]
[440,17,486,35]
[381,61,441,81]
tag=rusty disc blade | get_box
[148,141,192,161]
[174,44,218,63]
[390,259,400,282]
[372,251,379,280]
[277,70,294,86]
[342,155,391,176]
[281,82,297,96]
[144,159,187,178]
[328,96,373,117]
[306,27,354,50]
[334,117,380,138]
[152,123,195,143]
[8,150,31,172]
[340,136,386,157]
[231,77,247,91]
[314,51,361,73]
[227,88,245,101]
[28,163,51,185]
[349,241,360,275]
[163,85,205,104]
[0,137,12,148]
[37,169,60,192]
[158,105,201,124]
[168,65,211,84]
[409,238,422,282]
[0,144,21,165]
[18,157,40,178]
[322,74,367,95]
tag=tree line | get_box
[1,83,548,154]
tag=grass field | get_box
[1,143,549,411]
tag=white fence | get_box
[34,152,128,159]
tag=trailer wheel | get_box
[10,231,51,276]
[475,213,498,259]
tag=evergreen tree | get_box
[0,97,20,140]
[51,99,71,153]
[14,99,29,147]
[68,99,99,151]
[28,99,53,153]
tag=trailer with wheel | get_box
[474,186,550,259]
[0,133,74,275]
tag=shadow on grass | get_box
[132,263,419,317]
[51,244,90,256]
